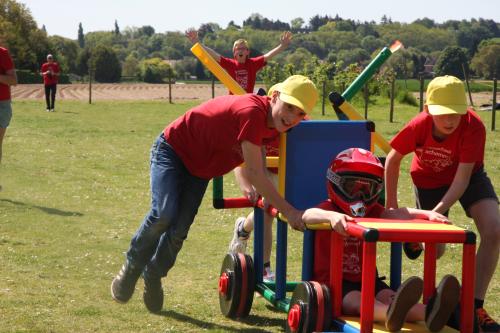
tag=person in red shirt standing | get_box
[40,54,60,112]
[385,75,500,332]
[309,148,459,332]
[186,29,292,93]
[0,40,17,168]
[110,75,322,314]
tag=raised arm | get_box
[185,29,221,62]
[381,207,449,223]
[263,31,292,62]
[241,140,304,230]
[384,148,404,209]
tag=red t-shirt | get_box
[265,137,279,174]
[163,94,279,179]
[390,110,485,189]
[313,200,385,284]
[41,62,60,85]
[219,56,266,93]
[0,47,15,101]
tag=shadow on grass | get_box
[0,199,83,217]
[160,309,284,332]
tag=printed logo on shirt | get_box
[343,236,361,276]
[416,146,453,172]
[235,69,249,90]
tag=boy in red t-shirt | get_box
[0,42,17,168]
[40,54,60,112]
[186,29,292,93]
[111,75,320,314]
[307,148,459,332]
[385,75,499,332]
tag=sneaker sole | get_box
[110,278,128,304]
[386,277,423,331]
[426,275,460,332]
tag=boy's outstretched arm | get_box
[384,148,404,209]
[382,207,449,223]
[432,162,474,215]
[241,140,304,230]
[302,208,353,236]
[185,28,221,62]
[263,31,292,62]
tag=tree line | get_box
[1,0,499,86]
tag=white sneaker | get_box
[263,266,275,282]
[229,217,248,254]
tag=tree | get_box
[122,53,140,77]
[114,20,120,35]
[471,43,500,78]
[48,35,79,73]
[291,18,304,32]
[0,0,50,70]
[138,25,155,37]
[140,58,174,83]
[91,45,121,82]
[434,46,469,79]
[78,22,85,48]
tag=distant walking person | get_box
[0,41,17,166]
[41,54,60,112]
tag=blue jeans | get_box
[126,134,209,279]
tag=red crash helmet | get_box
[326,148,384,217]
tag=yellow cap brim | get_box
[279,92,310,114]
[428,104,467,115]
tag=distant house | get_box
[423,57,437,77]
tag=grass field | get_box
[0,98,498,332]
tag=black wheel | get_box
[286,281,317,333]
[235,253,255,318]
[218,253,242,318]
[320,283,332,330]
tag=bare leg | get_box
[468,199,500,300]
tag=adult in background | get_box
[40,54,60,112]
[0,40,17,166]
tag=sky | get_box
[20,0,500,40]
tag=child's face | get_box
[233,43,249,64]
[431,113,462,138]
[269,92,307,132]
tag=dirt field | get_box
[10,83,263,102]
[11,83,496,107]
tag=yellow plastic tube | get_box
[190,43,246,96]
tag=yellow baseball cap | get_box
[271,75,318,114]
[426,75,467,115]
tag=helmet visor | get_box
[327,169,383,202]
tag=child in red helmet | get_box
[304,148,460,332]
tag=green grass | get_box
[0,98,498,332]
